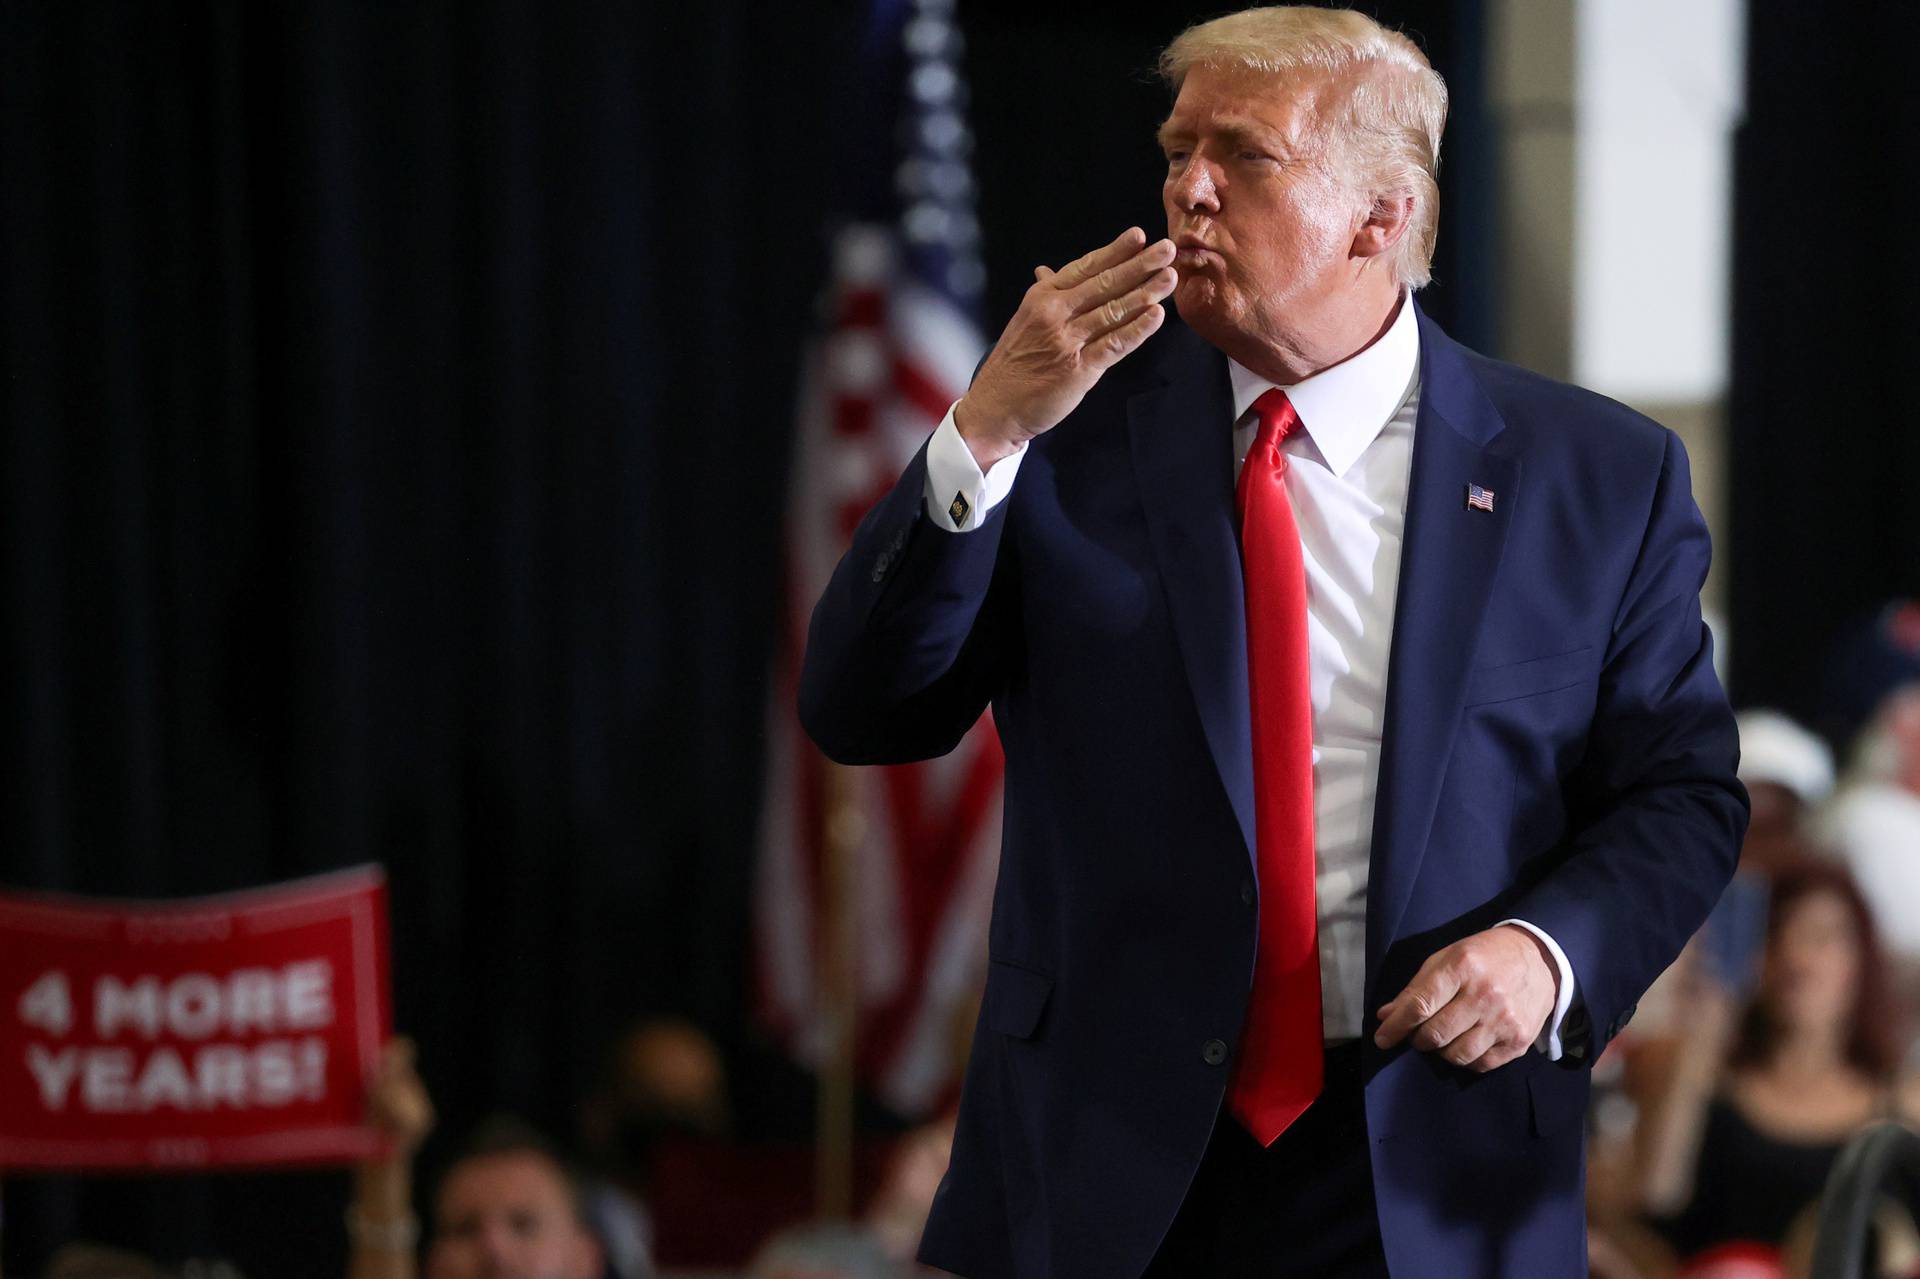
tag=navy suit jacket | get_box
[799,302,1747,1279]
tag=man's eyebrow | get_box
[1216,115,1292,151]
[1155,117,1288,153]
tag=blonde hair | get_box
[1159,6,1449,289]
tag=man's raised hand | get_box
[954,227,1178,469]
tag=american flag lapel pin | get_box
[1465,483,1495,513]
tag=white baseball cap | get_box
[1736,709,1836,806]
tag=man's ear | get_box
[1351,193,1415,263]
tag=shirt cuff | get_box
[1498,918,1580,1061]
[923,401,1027,532]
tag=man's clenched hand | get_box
[954,227,1178,469]
[1373,924,1560,1072]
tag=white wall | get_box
[1573,0,1745,403]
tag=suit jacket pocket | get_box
[1463,646,1596,707]
[982,958,1053,1040]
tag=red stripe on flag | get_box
[835,394,874,437]
[859,724,1005,1082]
[893,356,958,424]
[840,289,885,329]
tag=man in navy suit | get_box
[800,7,1746,1276]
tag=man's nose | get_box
[1168,158,1219,213]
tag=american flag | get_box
[753,0,1000,1119]
[1466,483,1496,512]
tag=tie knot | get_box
[1250,388,1302,449]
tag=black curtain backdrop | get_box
[1729,0,1920,735]
[1,2,1488,1272]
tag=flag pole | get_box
[816,761,864,1220]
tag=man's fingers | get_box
[1375,931,1556,1070]
[1080,303,1165,373]
[1466,1041,1524,1074]
[1063,238,1177,313]
[1409,992,1480,1053]
[1070,270,1178,345]
[1050,226,1149,289]
[1438,1018,1501,1067]
[1374,954,1464,1048]
[1375,984,1440,1048]
[1373,995,1417,1047]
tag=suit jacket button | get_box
[1240,880,1255,906]
[1202,1038,1228,1066]
[871,553,891,582]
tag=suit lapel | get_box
[1127,336,1257,866]
[1121,309,1518,946]
[1365,307,1520,982]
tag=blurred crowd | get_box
[25,607,1920,1279]
[1584,606,1920,1279]
[31,1017,958,1279]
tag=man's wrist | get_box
[345,1204,420,1251]
[353,1155,414,1215]
[952,396,1027,471]
[1495,919,1580,1059]
[1498,922,1558,992]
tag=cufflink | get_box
[947,491,971,526]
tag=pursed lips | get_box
[1174,238,1223,269]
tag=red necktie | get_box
[1227,388,1324,1146]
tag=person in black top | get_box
[1636,858,1912,1265]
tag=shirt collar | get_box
[1227,290,1421,477]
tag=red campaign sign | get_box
[0,866,392,1171]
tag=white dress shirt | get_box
[921,294,1578,1058]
